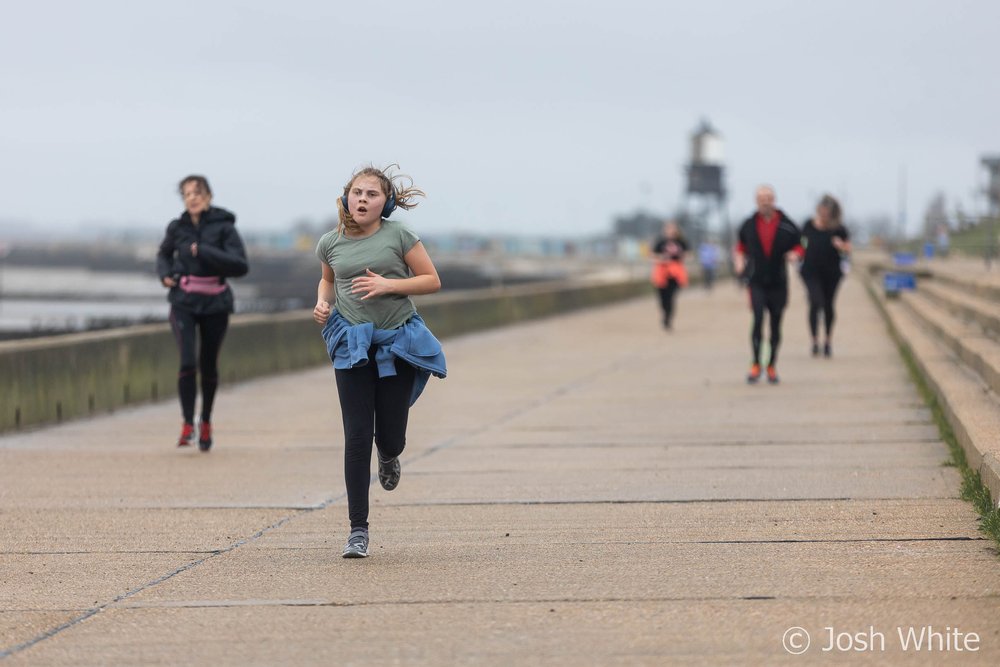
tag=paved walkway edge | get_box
[863,273,1000,509]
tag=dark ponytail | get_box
[178,175,212,197]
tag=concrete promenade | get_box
[2,275,999,665]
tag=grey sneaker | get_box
[342,529,369,558]
[377,453,401,491]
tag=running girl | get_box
[313,165,446,559]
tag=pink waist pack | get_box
[179,275,227,295]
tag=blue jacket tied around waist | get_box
[321,311,447,406]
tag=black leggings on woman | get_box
[169,307,229,424]
[657,279,680,327]
[749,284,788,367]
[335,350,416,530]
[804,274,842,339]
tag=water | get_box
[0,257,632,339]
[0,298,169,334]
[2,267,165,298]
[0,267,257,338]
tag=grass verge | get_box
[863,279,1000,551]
[896,343,1000,545]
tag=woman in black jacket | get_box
[156,175,248,450]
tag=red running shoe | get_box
[746,364,762,384]
[767,366,779,384]
[198,421,213,452]
[177,422,195,447]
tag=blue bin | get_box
[884,272,916,297]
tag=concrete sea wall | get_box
[0,278,649,433]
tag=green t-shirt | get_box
[315,219,420,329]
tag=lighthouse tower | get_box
[682,118,730,250]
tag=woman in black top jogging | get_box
[800,194,851,358]
[156,175,248,451]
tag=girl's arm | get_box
[314,263,336,324]
[351,241,442,300]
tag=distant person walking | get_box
[698,239,720,290]
[800,194,851,358]
[314,165,446,559]
[650,220,689,330]
[156,175,248,450]
[734,185,803,384]
[935,223,950,258]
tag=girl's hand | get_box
[190,242,199,257]
[313,300,332,325]
[352,269,393,300]
[832,237,846,251]
[162,276,177,288]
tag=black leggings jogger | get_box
[749,284,788,367]
[335,350,416,530]
[657,279,680,327]
[169,307,229,424]
[804,274,842,340]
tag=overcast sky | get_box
[1,0,997,238]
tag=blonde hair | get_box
[337,163,425,236]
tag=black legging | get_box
[657,279,680,327]
[749,284,788,367]
[335,349,416,531]
[804,274,842,339]
[169,307,229,424]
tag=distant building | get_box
[613,210,663,240]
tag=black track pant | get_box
[169,307,229,424]
[335,350,416,531]
[804,274,842,339]
[657,279,680,327]
[749,284,788,367]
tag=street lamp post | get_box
[0,242,9,318]
[981,156,1000,269]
